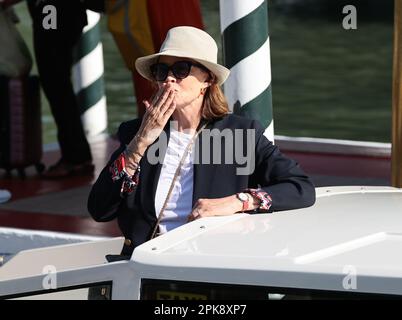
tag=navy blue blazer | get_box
[88,114,315,252]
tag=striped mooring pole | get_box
[72,10,107,137]
[220,0,274,142]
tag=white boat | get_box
[1,186,402,300]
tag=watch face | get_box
[238,193,248,201]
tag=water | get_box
[11,1,393,144]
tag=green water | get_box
[12,1,393,143]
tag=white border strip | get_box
[275,135,391,157]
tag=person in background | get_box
[88,26,316,258]
[2,0,94,178]
[28,0,95,178]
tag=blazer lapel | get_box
[192,121,217,207]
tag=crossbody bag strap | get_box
[150,121,208,239]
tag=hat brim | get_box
[135,50,230,86]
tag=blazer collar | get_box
[192,120,216,206]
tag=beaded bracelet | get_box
[244,188,273,212]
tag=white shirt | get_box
[155,127,195,234]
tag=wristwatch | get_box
[236,192,250,211]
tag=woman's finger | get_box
[152,88,172,112]
[143,100,151,110]
[187,206,198,222]
[160,91,176,114]
[187,211,197,222]
[162,99,176,119]
[149,87,165,106]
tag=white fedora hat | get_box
[135,26,230,85]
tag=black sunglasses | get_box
[150,60,209,82]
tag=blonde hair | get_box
[201,75,229,120]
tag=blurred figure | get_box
[3,0,94,178]
[27,0,94,178]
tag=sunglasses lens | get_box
[150,63,168,81]
[150,61,193,81]
[172,61,192,79]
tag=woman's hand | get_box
[124,85,177,171]
[134,84,177,149]
[187,195,244,222]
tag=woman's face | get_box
[156,56,210,109]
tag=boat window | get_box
[140,279,401,300]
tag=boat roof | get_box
[132,186,402,294]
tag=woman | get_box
[88,26,315,257]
